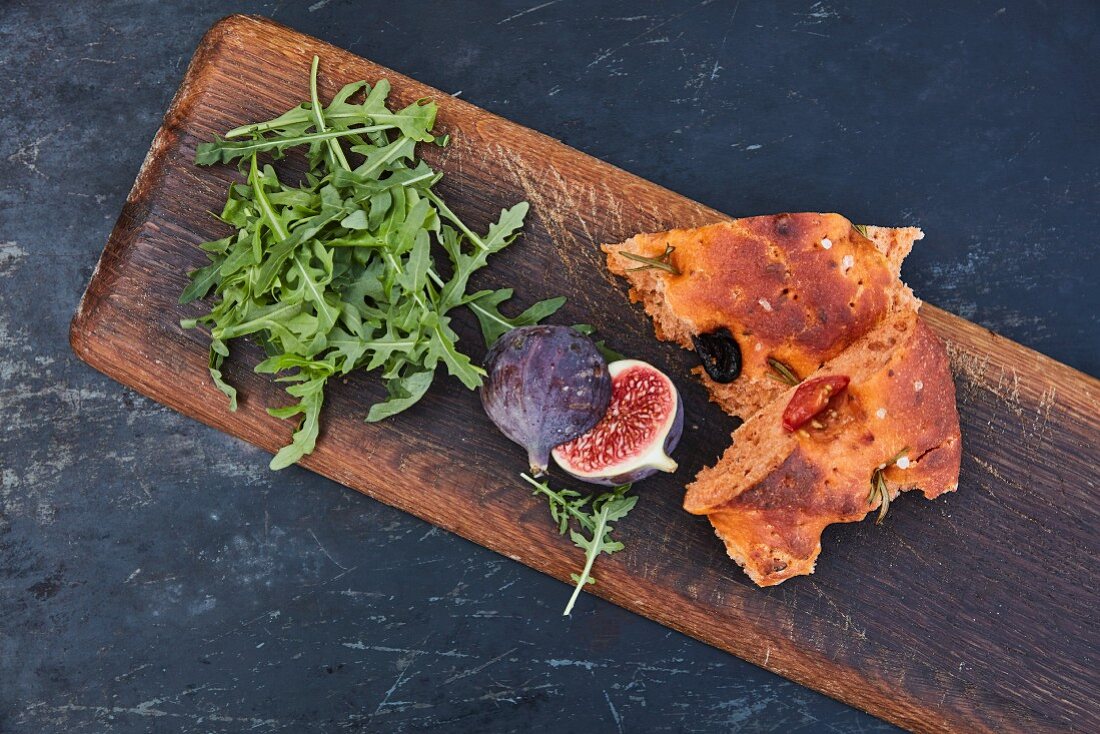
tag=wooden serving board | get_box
[70,16,1099,733]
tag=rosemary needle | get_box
[620,244,680,275]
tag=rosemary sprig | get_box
[868,447,908,524]
[620,244,680,275]
[766,357,800,386]
[868,467,890,524]
[852,223,870,238]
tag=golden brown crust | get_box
[685,314,962,586]
[603,213,921,418]
[604,213,959,587]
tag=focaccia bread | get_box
[683,311,961,586]
[603,213,961,587]
[602,213,923,418]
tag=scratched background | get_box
[1,1,1097,732]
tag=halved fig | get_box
[552,359,683,485]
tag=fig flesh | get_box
[480,325,611,476]
[552,359,683,485]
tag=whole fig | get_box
[481,325,611,475]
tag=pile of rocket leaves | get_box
[181,57,563,469]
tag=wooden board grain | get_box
[69,15,1099,733]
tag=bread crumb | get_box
[875,407,887,419]
[896,456,910,469]
[914,380,924,391]
[758,298,773,312]
[821,237,832,250]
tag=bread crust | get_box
[603,213,960,587]
[685,315,961,586]
[603,213,921,418]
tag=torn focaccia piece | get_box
[683,311,961,586]
[602,213,924,418]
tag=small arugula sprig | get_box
[522,473,637,615]
[181,56,563,469]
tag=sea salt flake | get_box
[821,237,832,249]
[914,380,924,391]
[758,298,773,312]
[896,456,911,469]
[875,407,887,419]
[841,255,855,271]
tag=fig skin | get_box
[480,325,611,476]
[552,359,684,486]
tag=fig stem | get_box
[528,440,556,476]
[651,453,678,474]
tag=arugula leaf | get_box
[268,370,329,470]
[223,81,368,139]
[308,54,352,171]
[196,127,391,166]
[179,261,223,304]
[181,56,563,468]
[469,290,566,348]
[570,323,626,363]
[366,368,435,422]
[207,337,237,410]
[369,101,439,142]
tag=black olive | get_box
[691,328,742,383]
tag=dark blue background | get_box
[1,1,1096,731]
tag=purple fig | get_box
[481,325,611,475]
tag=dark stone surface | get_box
[0,0,1096,731]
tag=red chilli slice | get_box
[782,375,850,432]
